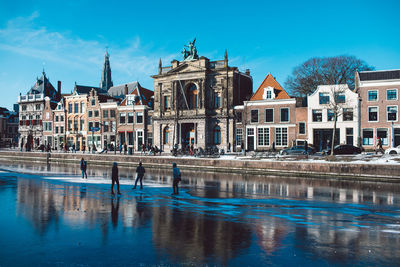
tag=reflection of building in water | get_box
[254,217,288,254]
[16,178,152,240]
[151,205,252,263]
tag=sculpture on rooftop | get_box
[181,38,199,61]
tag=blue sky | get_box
[0,0,399,110]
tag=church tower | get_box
[100,50,113,91]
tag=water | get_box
[0,160,399,266]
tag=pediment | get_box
[168,62,206,74]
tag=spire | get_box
[224,49,228,68]
[100,49,113,91]
[158,58,162,75]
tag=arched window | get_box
[214,125,221,145]
[163,126,170,144]
[186,84,198,109]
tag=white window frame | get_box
[257,127,270,147]
[250,109,259,124]
[136,112,144,124]
[275,127,288,147]
[377,128,389,146]
[387,105,398,122]
[264,108,274,123]
[368,106,379,122]
[368,90,378,102]
[280,107,290,123]
[298,122,306,135]
[386,88,398,101]
[362,128,374,146]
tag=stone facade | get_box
[356,70,400,149]
[151,52,252,152]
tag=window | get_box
[104,122,109,132]
[214,93,221,109]
[94,110,99,117]
[335,93,346,103]
[68,103,73,113]
[73,120,78,131]
[387,89,397,100]
[103,110,108,118]
[36,104,41,110]
[299,122,306,135]
[21,105,27,111]
[312,110,322,122]
[137,112,143,124]
[147,133,153,146]
[55,116,59,122]
[319,93,330,104]
[280,108,289,122]
[74,103,79,113]
[327,109,334,121]
[346,128,354,145]
[275,127,288,146]
[251,110,258,123]
[91,99,95,106]
[368,90,378,101]
[257,128,269,146]
[60,116,64,122]
[55,127,58,134]
[88,122,93,131]
[387,106,397,121]
[95,122,100,129]
[46,112,49,119]
[119,113,126,124]
[187,84,198,109]
[163,127,169,144]
[128,112,134,123]
[213,126,221,145]
[265,109,273,123]
[236,128,243,146]
[147,115,152,125]
[368,107,378,121]
[68,120,72,131]
[110,110,116,117]
[80,119,85,131]
[164,96,171,110]
[88,111,92,118]
[80,102,85,113]
[343,108,353,121]
[266,90,272,99]
[60,126,64,133]
[236,111,242,123]
[377,128,388,145]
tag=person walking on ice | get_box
[111,162,121,195]
[80,157,87,179]
[133,162,145,189]
[172,163,181,195]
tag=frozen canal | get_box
[0,160,400,266]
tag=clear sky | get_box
[1,0,399,110]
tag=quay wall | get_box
[0,151,399,183]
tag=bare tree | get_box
[285,55,373,96]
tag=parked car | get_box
[322,144,362,155]
[280,146,314,155]
[385,145,400,155]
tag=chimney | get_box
[245,69,250,76]
[124,84,128,95]
[57,81,61,97]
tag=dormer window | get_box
[262,86,275,100]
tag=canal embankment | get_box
[1,150,400,183]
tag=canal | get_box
[0,160,399,266]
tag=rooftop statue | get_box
[182,38,199,61]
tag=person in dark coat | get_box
[304,140,308,153]
[111,162,121,194]
[133,162,145,189]
[172,163,181,195]
[80,157,87,179]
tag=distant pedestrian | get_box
[376,137,384,154]
[82,144,86,154]
[124,143,127,155]
[172,163,181,195]
[133,162,145,189]
[72,144,76,153]
[111,162,121,195]
[80,157,87,179]
[304,140,308,153]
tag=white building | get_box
[307,84,360,151]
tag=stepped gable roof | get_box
[250,73,290,101]
[27,71,57,99]
[359,69,400,81]
[108,82,139,99]
[120,84,154,107]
